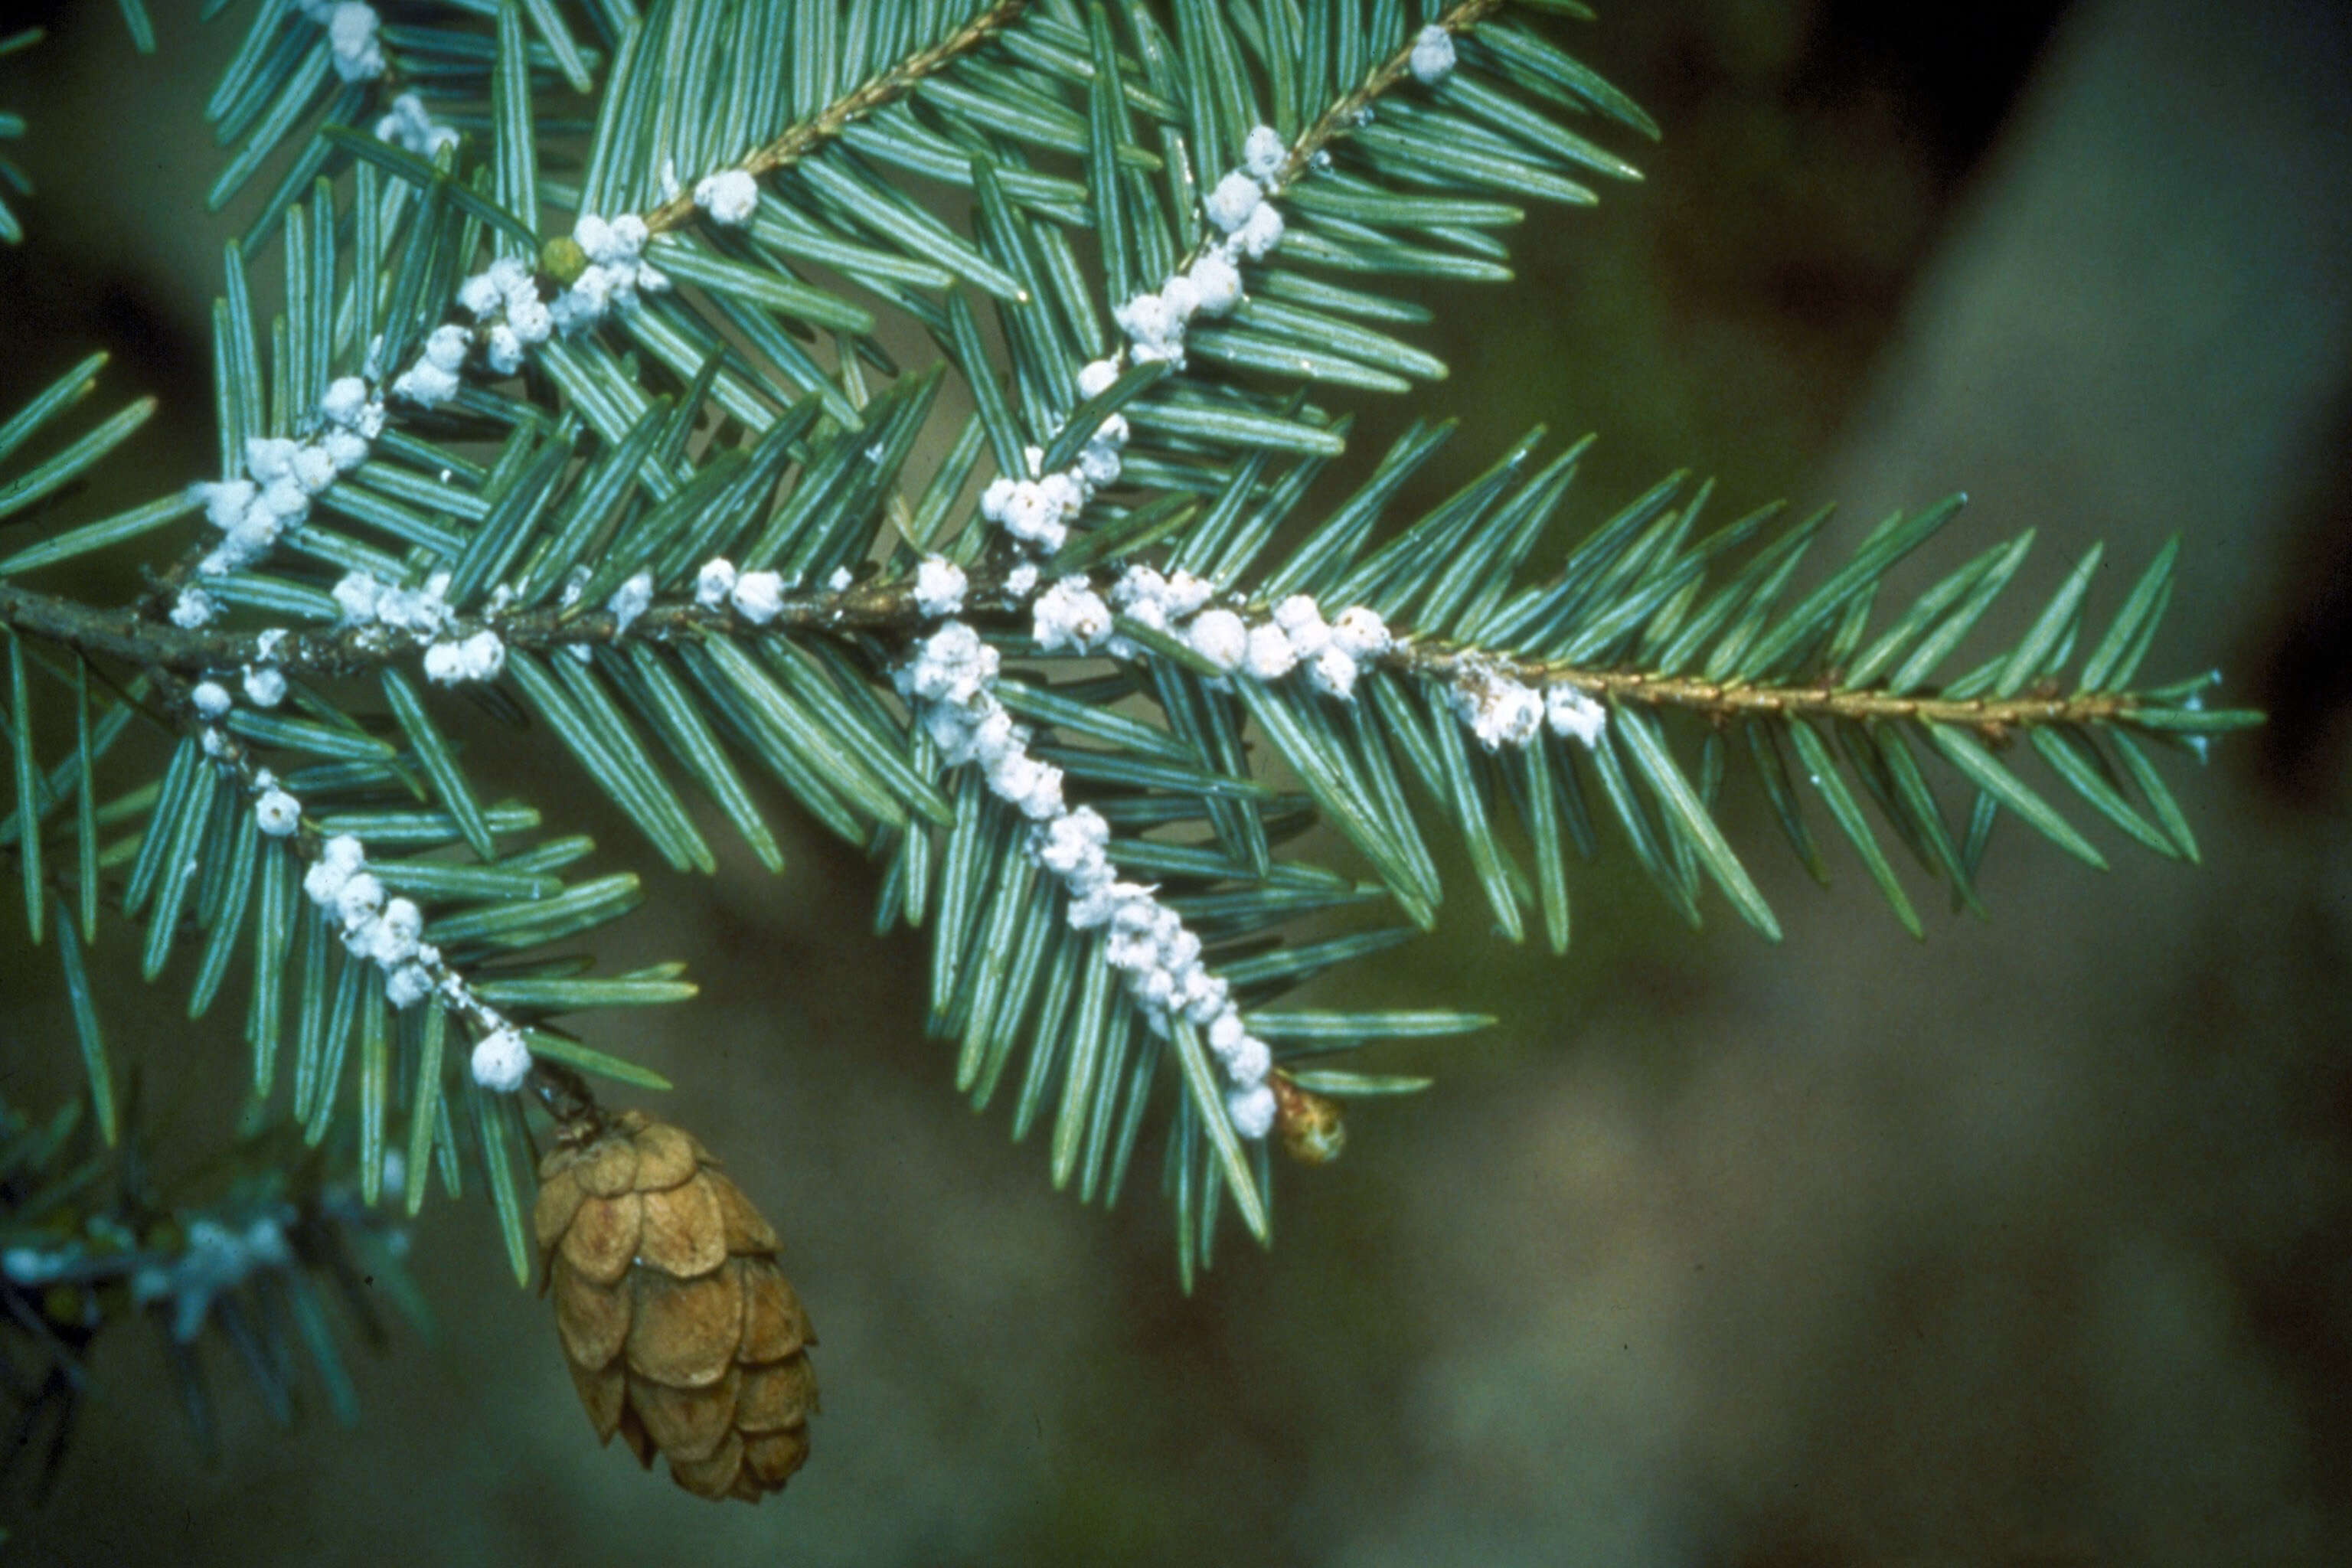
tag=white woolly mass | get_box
[897,621,1000,709]
[325,2,385,83]
[1330,605,1392,658]
[1545,683,1609,746]
[1227,1083,1279,1140]
[1032,576,1113,654]
[1114,291,1185,368]
[333,871,386,937]
[322,429,370,472]
[421,629,506,686]
[1005,562,1040,598]
[470,1027,532,1092]
[332,570,381,623]
[607,570,655,636]
[1093,586,1392,705]
[586,214,650,265]
[1237,201,1285,260]
[1409,24,1458,86]
[1111,567,1161,609]
[1161,570,1214,618]
[994,479,1070,552]
[460,629,508,681]
[332,569,512,689]
[242,665,287,708]
[171,587,217,629]
[392,358,459,407]
[1187,251,1243,316]
[993,751,1068,821]
[452,256,551,377]
[1039,471,1087,520]
[368,571,457,635]
[181,282,391,609]
[322,832,364,874]
[1185,607,1248,671]
[244,437,296,484]
[1159,273,1202,324]
[1274,593,1330,654]
[730,569,786,624]
[826,565,854,593]
[695,557,739,610]
[1078,437,1123,490]
[1205,171,1264,233]
[192,420,381,577]
[358,896,424,969]
[292,830,505,1050]
[385,965,435,1009]
[301,835,363,908]
[393,321,482,404]
[319,376,384,436]
[1034,805,1109,878]
[1050,566,1406,719]
[254,789,302,838]
[1452,669,1544,751]
[1242,123,1286,181]
[485,325,526,375]
[374,91,458,159]
[290,445,338,495]
[913,555,968,617]
[471,258,534,317]
[423,324,471,372]
[124,1214,295,1343]
[549,213,668,335]
[1170,576,1217,619]
[191,681,233,720]
[549,264,610,332]
[694,168,760,225]
[198,479,256,533]
[1416,667,1612,755]
[1076,358,1120,399]
[901,621,1285,1131]
[1243,621,1298,681]
[1308,645,1360,700]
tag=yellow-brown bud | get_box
[1270,1072,1345,1165]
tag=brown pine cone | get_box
[533,1110,817,1501]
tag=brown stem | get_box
[1390,641,2137,735]
[639,0,1031,235]
[3,572,2153,740]
[528,1060,606,1138]
[1270,0,1509,194]
[0,577,971,678]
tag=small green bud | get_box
[541,236,588,286]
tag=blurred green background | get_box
[3,0,2350,1562]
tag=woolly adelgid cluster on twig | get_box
[0,1085,426,1485]
[0,0,2257,1486]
